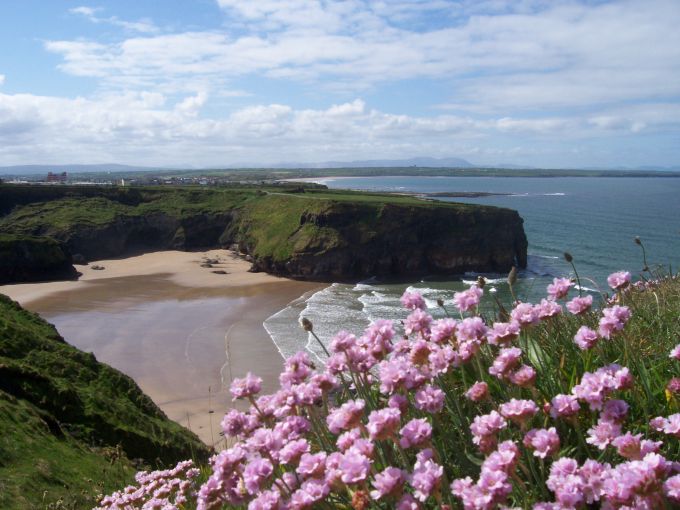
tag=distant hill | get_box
[0,164,167,176]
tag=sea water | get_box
[264,175,680,360]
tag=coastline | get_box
[0,250,324,447]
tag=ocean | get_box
[264,175,680,362]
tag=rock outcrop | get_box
[0,234,79,284]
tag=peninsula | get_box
[0,184,528,284]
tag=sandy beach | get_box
[0,250,323,447]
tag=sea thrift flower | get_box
[486,321,520,345]
[611,432,643,459]
[549,394,580,419]
[370,467,407,500]
[221,409,248,437]
[547,277,572,300]
[339,448,371,484]
[410,449,444,502]
[489,347,522,379]
[586,418,622,449]
[508,364,536,387]
[414,385,445,414]
[598,305,631,339]
[388,394,409,413]
[510,302,540,327]
[404,309,433,336]
[230,372,262,400]
[601,399,629,423]
[331,330,357,353]
[607,270,631,290]
[243,458,274,495]
[453,285,483,312]
[664,474,680,501]
[465,381,489,402]
[574,325,599,350]
[536,298,562,319]
[279,438,310,465]
[326,399,365,434]
[430,318,458,344]
[670,344,680,361]
[483,440,519,474]
[524,428,560,458]
[499,399,539,426]
[297,452,327,478]
[456,317,488,343]
[566,294,593,315]
[572,364,633,410]
[366,407,401,441]
[401,290,426,310]
[667,377,680,395]
[399,418,433,449]
[470,411,507,451]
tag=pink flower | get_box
[430,318,458,344]
[524,427,560,458]
[586,418,622,450]
[279,439,310,465]
[508,364,536,387]
[574,325,599,350]
[566,294,593,315]
[456,317,488,343]
[664,474,680,501]
[453,285,483,313]
[607,271,631,290]
[370,467,407,500]
[547,277,572,300]
[536,298,562,319]
[339,449,371,484]
[499,399,539,426]
[549,394,580,419]
[326,399,365,434]
[483,440,519,474]
[400,290,426,310]
[486,321,520,346]
[297,452,327,478]
[670,344,680,361]
[489,347,522,379]
[470,411,507,450]
[601,399,629,423]
[611,432,643,460]
[366,407,401,441]
[410,450,444,502]
[404,309,433,336]
[230,372,262,400]
[465,381,489,402]
[243,458,274,495]
[510,302,540,327]
[399,418,433,449]
[414,385,445,414]
[330,330,357,353]
[598,305,631,339]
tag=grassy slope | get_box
[0,294,210,508]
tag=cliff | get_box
[0,234,79,284]
[0,185,527,283]
[0,294,210,508]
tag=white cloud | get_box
[1,91,677,167]
[0,74,5,86]
[70,5,158,34]
[45,0,680,113]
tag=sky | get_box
[1,0,679,169]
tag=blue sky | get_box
[1,0,679,168]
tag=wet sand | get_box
[0,250,323,447]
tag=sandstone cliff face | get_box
[244,202,527,280]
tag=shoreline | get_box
[0,250,324,447]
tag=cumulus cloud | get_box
[45,0,680,113]
[0,74,5,86]
[1,91,677,167]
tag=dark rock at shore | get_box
[0,234,79,284]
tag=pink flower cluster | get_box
[97,460,199,509]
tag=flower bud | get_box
[436,298,445,307]
[634,236,642,245]
[477,276,486,288]
[300,317,313,332]
[563,252,573,263]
